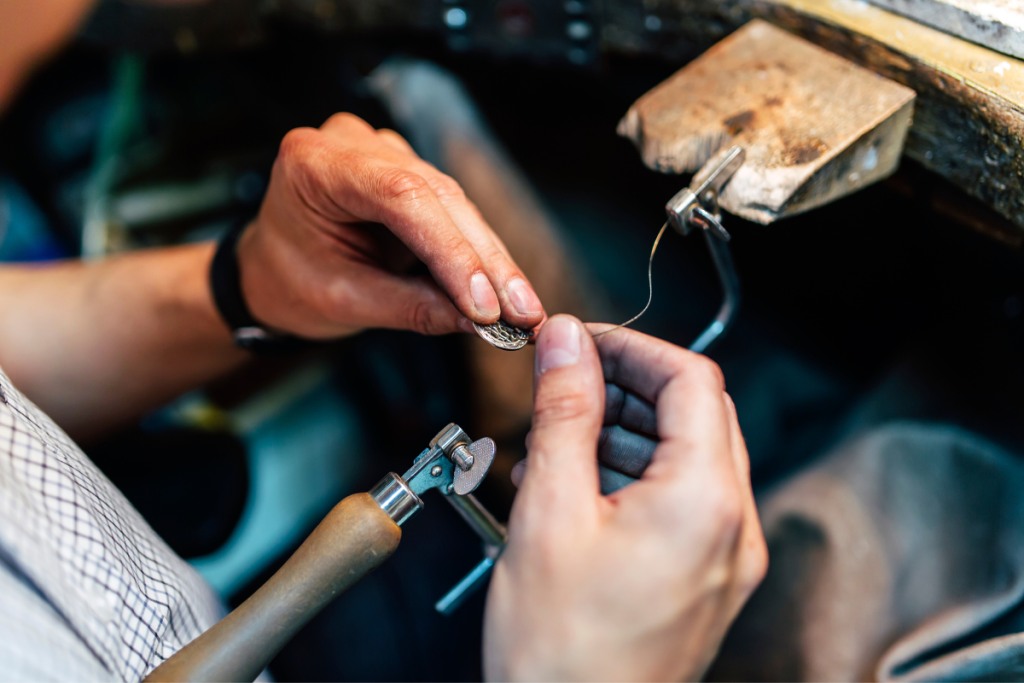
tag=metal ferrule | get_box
[370,473,423,526]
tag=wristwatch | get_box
[210,219,308,354]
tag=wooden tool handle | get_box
[145,493,402,682]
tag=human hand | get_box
[236,113,545,339]
[484,317,767,681]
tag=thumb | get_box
[519,315,604,513]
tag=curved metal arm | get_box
[674,148,745,356]
[689,228,741,355]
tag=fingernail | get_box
[471,273,500,319]
[457,316,476,334]
[537,316,580,373]
[507,277,543,316]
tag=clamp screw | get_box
[451,444,475,471]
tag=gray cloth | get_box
[710,422,1024,681]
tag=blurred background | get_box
[1,1,1023,679]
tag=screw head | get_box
[431,465,443,477]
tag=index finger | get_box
[276,128,501,324]
[320,115,545,329]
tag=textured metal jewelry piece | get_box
[472,320,531,351]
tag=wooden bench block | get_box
[618,19,916,224]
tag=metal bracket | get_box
[368,423,505,615]
[664,146,745,355]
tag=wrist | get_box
[210,218,308,354]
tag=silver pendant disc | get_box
[472,320,531,351]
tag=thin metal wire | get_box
[591,222,669,338]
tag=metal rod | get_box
[435,557,496,615]
[443,493,507,547]
[434,494,507,613]
[689,229,741,355]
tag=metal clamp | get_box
[369,423,498,525]
[366,423,506,614]
[664,146,745,354]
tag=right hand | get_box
[485,317,767,681]
[238,113,546,339]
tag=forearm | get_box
[0,242,248,441]
[0,114,548,443]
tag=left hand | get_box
[486,318,767,681]
[235,113,546,339]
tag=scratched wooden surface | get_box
[618,20,915,223]
[758,0,1024,234]
[865,0,1024,59]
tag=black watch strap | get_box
[210,220,308,355]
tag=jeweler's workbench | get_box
[83,0,1024,243]
[607,0,1024,240]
